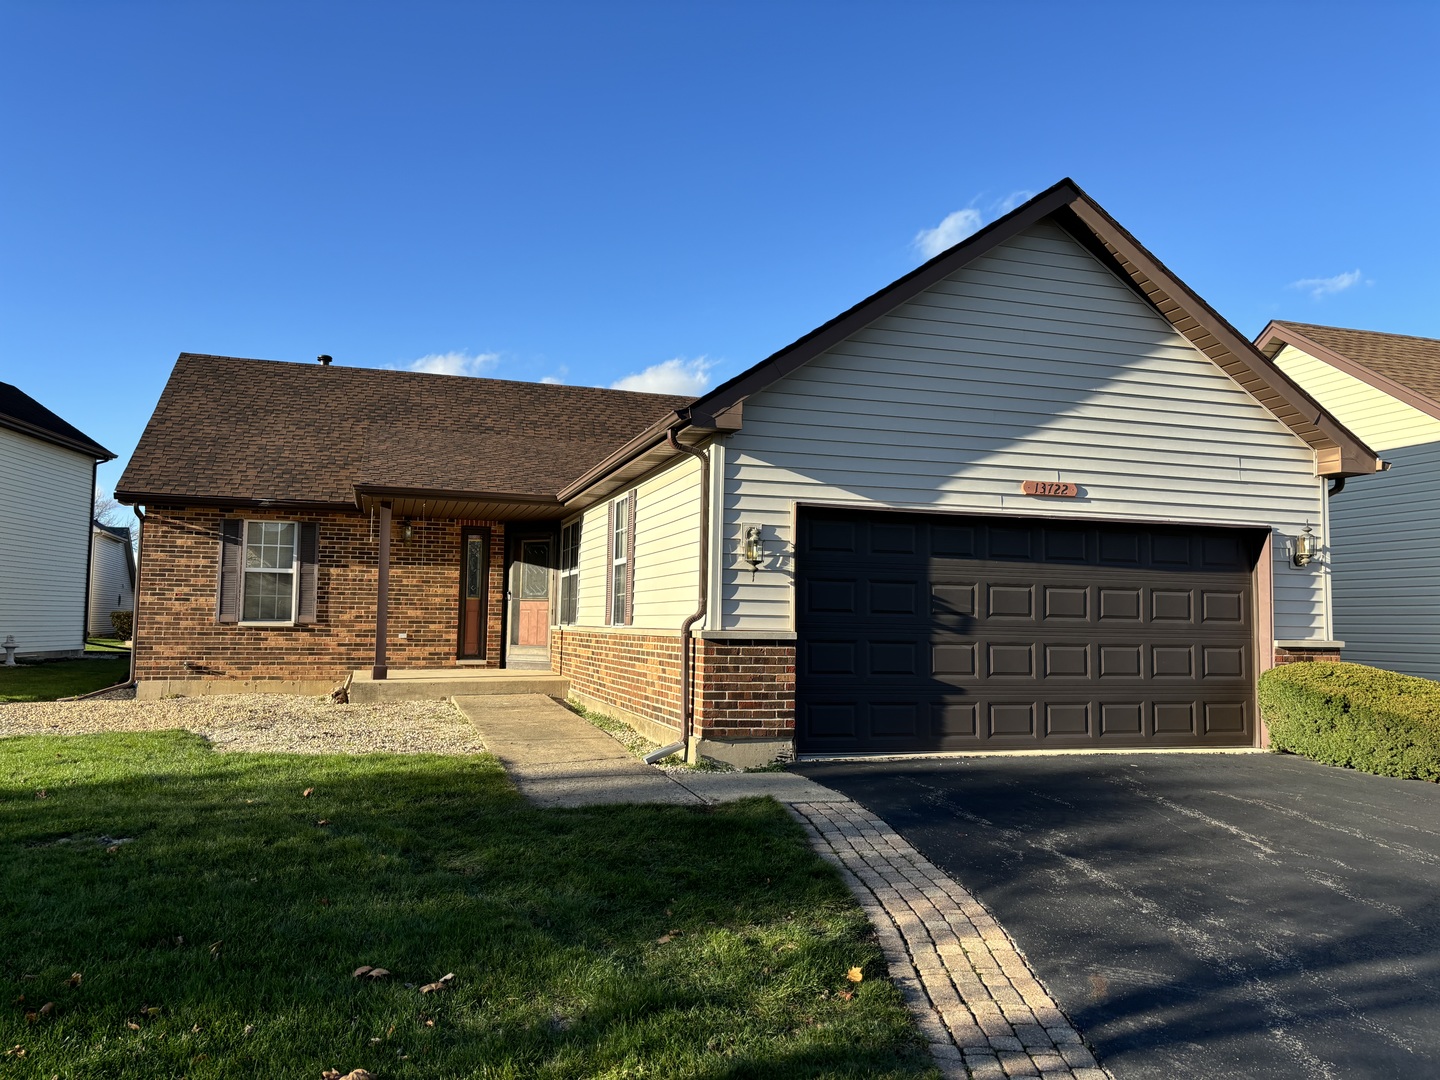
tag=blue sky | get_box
[3,2,1437,516]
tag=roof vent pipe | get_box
[318,355,333,366]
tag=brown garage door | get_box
[795,509,1262,754]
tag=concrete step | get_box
[349,669,569,704]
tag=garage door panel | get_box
[797,509,1261,754]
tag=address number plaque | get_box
[1021,480,1078,497]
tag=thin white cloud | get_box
[611,356,716,396]
[913,208,984,259]
[540,374,565,385]
[998,189,1036,213]
[403,350,500,377]
[1288,269,1363,300]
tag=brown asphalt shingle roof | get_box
[1272,322,1440,406]
[116,354,694,506]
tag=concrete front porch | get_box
[349,667,569,704]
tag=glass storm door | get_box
[507,536,552,667]
[458,530,489,659]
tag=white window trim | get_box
[558,518,581,626]
[239,519,300,626]
[610,494,629,626]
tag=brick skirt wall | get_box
[1273,647,1343,666]
[136,507,505,682]
[550,627,797,744]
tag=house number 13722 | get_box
[1020,480,1078,497]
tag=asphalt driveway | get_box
[795,752,1440,1079]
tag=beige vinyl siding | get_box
[1272,344,1440,451]
[1328,440,1440,678]
[0,425,93,654]
[88,532,134,635]
[569,454,702,629]
[719,219,1330,641]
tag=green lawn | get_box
[0,658,129,703]
[84,638,131,654]
[0,732,934,1078]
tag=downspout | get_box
[643,429,710,765]
[1327,477,1345,497]
[70,505,143,701]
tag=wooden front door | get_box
[507,535,552,668]
[457,528,490,660]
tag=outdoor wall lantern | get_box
[1292,523,1319,568]
[402,520,414,542]
[741,525,765,577]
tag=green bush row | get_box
[109,609,133,640]
[1258,661,1440,781]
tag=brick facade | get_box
[694,639,796,741]
[136,507,505,682]
[1272,646,1344,666]
[550,627,797,744]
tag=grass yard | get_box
[83,638,131,655]
[0,659,129,704]
[0,732,934,1079]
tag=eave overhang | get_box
[0,413,114,461]
[352,484,566,522]
[1256,321,1440,427]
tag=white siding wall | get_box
[719,220,1330,640]
[1328,441,1440,679]
[88,533,134,635]
[0,425,93,654]
[568,453,702,629]
[1272,344,1440,451]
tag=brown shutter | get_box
[295,522,319,624]
[624,494,636,625]
[216,518,243,623]
[604,501,615,625]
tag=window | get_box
[217,518,317,626]
[559,520,581,624]
[610,495,629,624]
[243,521,298,622]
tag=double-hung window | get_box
[559,520,581,625]
[610,495,630,625]
[243,521,298,622]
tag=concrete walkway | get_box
[452,694,1109,1079]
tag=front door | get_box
[507,535,552,669]
[457,528,490,660]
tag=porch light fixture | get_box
[741,525,765,578]
[402,520,414,542]
[1292,524,1319,568]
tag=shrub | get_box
[1258,661,1440,781]
[109,609,133,640]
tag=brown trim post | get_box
[373,501,391,679]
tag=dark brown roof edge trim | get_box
[114,491,353,512]
[556,407,738,502]
[352,484,564,507]
[0,413,115,460]
[1256,322,1440,425]
[1056,197,1378,477]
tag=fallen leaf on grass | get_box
[418,973,455,994]
[316,819,331,827]
[66,973,82,988]
[38,1003,54,1018]
[126,1022,140,1031]
[302,788,314,797]
[208,941,223,959]
[352,966,373,978]
[656,930,679,944]
[34,790,47,800]
[367,968,391,980]
[243,1024,254,1036]
[423,1018,435,1027]
[846,967,864,983]
[323,1070,375,1080]
[4,1045,24,1058]
[838,990,854,1001]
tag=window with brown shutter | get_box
[216,519,319,626]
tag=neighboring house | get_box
[1258,322,1440,679]
[0,382,116,658]
[117,180,1380,763]
[88,521,136,637]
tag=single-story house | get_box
[117,180,1381,764]
[88,521,136,637]
[1258,322,1440,679]
[1,381,116,658]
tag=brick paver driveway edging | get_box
[789,801,1111,1080]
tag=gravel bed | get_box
[0,691,486,755]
